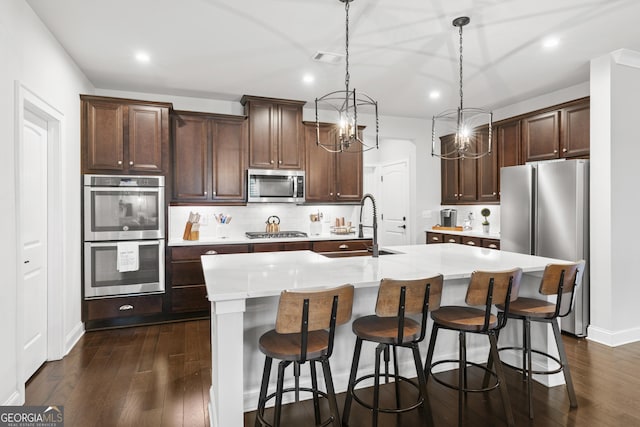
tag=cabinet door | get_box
[523,110,560,162]
[458,156,477,202]
[277,104,304,169]
[497,120,521,169]
[561,102,590,158]
[128,105,165,173]
[211,118,247,201]
[477,128,498,202]
[440,135,460,204]
[84,99,124,172]
[426,232,444,244]
[172,114,210,201]
[305,123,335,202]
[335,131,363,202]
[247,100,275,168]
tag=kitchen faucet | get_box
[358,193,379,257]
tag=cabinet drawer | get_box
[86,294,163,321]
[171,261,204,286]
[172,285,209,313]
[426,232,444,244]
[461,236,482,247]
[481,239,501,250]
[252,241,313,253]
[171,244,250,260]
[313,239,372,253]
[442,234,462,244]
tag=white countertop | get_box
[424,228,501,240]
[168,232,371,246]
[201,243,564,302]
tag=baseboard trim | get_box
[2,390,22,406]
[65,321,85,356]
[587,325,640,347]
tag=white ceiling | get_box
[26,0,640,119]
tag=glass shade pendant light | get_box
[315,0,379,153]
[431,16,492,160]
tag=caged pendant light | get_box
[315,0,379,153]
[431,16,492,160]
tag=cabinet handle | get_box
[338,244,349,250]
[278,160,282,164]
[448,239,456,243]
[554,149,558,154]
[204,191,207,195]
[330,192,333,196]
[270,160,274,164]
[205,250,218,255]
[492,192,497,196]
[337,192,341,196]
[119,304,134,311]
[563,148,568,153]
[129,161,134,166]
[432,237,440,241]
[117,160,123,165]
[488,244,497,249]
[213,191,216,196]
[466,241,476,246]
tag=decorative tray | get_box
[330,226,355,235]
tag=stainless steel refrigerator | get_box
[500,159,589,336]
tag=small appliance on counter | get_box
[266,215,280,233]
[309,212,323,236]
[440,208,457,227]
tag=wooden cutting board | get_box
[432,225,464,231]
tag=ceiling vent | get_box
[312,51,344,64]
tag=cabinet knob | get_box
[213,191,216,196]
[492,192,497,196]
[129,161,134,166]
[554,149,558,154]
[278,160,282,164]
[330,192,333,196]
[563,148,568,153]
[270,160,274,164]
[117,160,123,165]
[119,304,134,311]
[337,192,341,196]
[204,191,207,195]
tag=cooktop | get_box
[245,231,308,239]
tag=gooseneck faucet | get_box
[358,193,379,257]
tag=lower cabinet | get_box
[169,244,250,313]
[85,294,163,322]
[426,232,500,250]
[252,241,312,252]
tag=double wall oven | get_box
[83,175,165,299]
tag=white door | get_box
[380,161,409,245]
[21,109,48,381]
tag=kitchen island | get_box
[202,243,570,427]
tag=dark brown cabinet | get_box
[425,232,500,250]
[523,99,590,162]
[241,95,306,170]
[171,111,247,203]
[440,134,480,204]
[305,122,363,203]
[252,241,312,252]
[476,129,499,203]
[169,244,250,313]
[81,95,171,174]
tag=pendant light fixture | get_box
[315,0,379,153]
[431,16,492,160]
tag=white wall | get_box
[1,0,93,405]
[589,49,640,346]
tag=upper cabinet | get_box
[304,122,363,203]
[523,98,590,162]
[240,95,306,170]
[81,95,171,174]
[171,111,247,203]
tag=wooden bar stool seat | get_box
[495,261,585,420]
[254,284,354,427]
[342,275,444,427]
[424,268,523,427]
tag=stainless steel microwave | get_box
[247,169,305,203]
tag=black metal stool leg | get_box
[384,345,390,384]
[525,317,534,419]
[274,361,288,427]
[320,357,341,427]
[458,331,464,427]
[255,356,272,427]
[342,337,363,426]
[411,343,434,427]
[373,344,385,427]
[393,345,401,409]
[424,324,439,382]
[489,332,515,427]
[310,360,322,426]
[552,320,578,408]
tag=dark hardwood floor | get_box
[26,319,640,426]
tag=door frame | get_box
[14,82,65,393]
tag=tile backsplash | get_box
[169,204,362,241]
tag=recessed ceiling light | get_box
[312,51,344,64]
[135,51,150,63]
[429,90,441,100]
[303,74,315,84]
[542,37,559,49]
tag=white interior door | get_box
[21,109,48,381]
[381,161,409,245]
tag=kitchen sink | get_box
[320,249,403,258]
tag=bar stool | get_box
[424,268,522,427]
[342,275,444,427]
[495,261,585,419]
[255,284,354,427]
